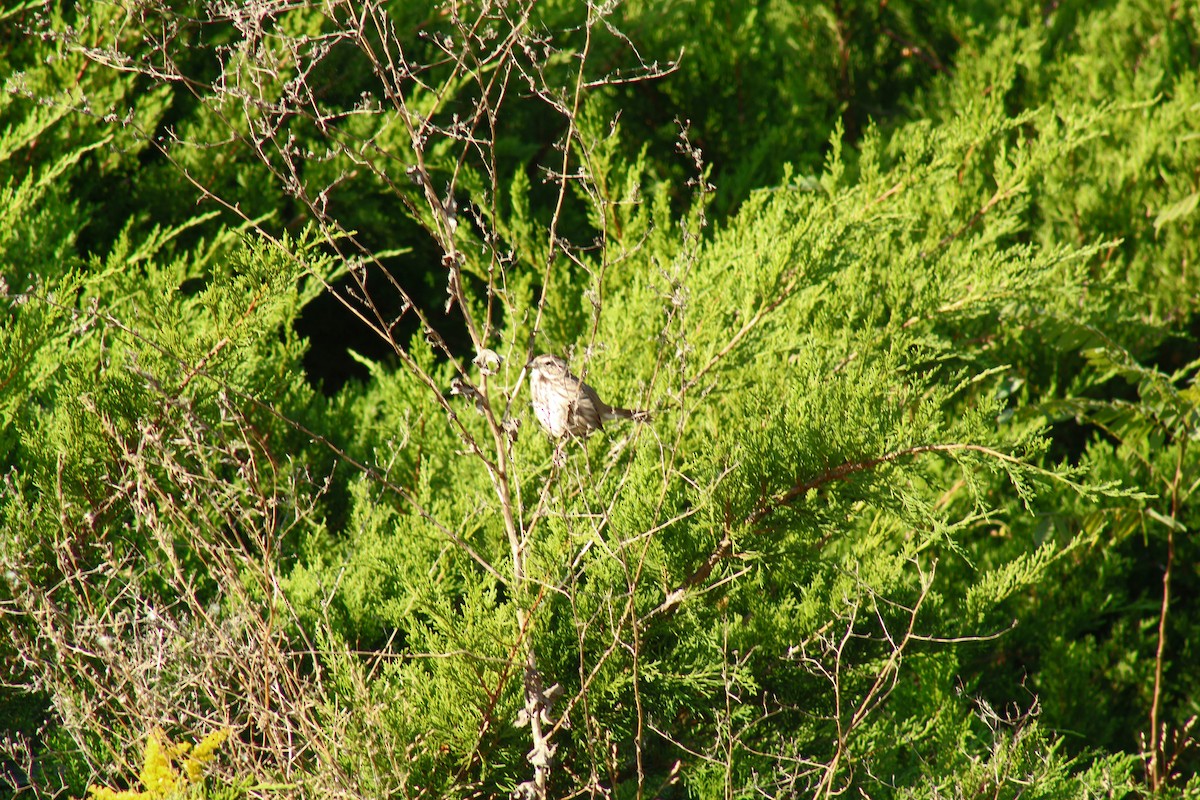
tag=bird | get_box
[526,354,648,438]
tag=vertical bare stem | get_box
[1148,439,1184,790]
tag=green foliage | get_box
[3,1,1200,798]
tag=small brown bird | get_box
[526,354,648,438]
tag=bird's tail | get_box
[608,406,650,422]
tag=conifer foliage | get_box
[2,1,1199,798]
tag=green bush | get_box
[2,1,1198,798]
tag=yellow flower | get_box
[183,728,231,783]
[87,787,141,800]
[138,728,179,796]
[85,726,232,799]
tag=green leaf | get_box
[1153,191,1199,235]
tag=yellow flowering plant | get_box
[88,728,231,800]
